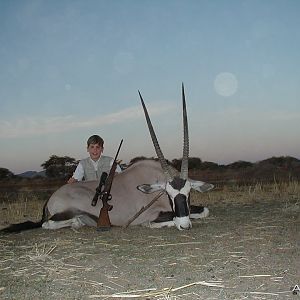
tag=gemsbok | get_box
[2,84,214,233]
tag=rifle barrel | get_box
[113,139,123,162]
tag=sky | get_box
[0,0,300,174]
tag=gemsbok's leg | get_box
[189,205,209,219]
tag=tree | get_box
[258,156,300,169]
[200,161,220,170]
[171,157,202,171]
[226,160,253,169]
[188,157,202,169]
[0,168,14,180]
[41,155,78,179]
[171,158,181,171]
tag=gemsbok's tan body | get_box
[1,84,214,233]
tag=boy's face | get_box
[87,143,103,161]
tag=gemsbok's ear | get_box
[137,182,165,194]
[190,180,214,193]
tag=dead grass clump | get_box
[0,192,45,227]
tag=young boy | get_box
[68,135,121,183]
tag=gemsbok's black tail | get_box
[1,220,43,234]
[0,201,47,234]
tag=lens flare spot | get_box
[214,72,238,97]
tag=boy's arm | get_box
[68,163,84,183]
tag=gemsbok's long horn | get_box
[180,83,189,180]
[138,91,175,181]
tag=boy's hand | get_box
[67,177,78,184]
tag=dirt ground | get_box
[0,190,299,299]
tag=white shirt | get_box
[72,157,122,181]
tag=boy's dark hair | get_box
[87,135,104,147]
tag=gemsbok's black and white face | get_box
[166,177,192,229]
[138,84,214,230]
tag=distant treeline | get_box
[1,155,300,185]
[187,156,300,185]
[131,155,300,185]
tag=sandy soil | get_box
[0,194,299,299]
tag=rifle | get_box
[97,139,123,231]
[91,172,108,206]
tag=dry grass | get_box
[1,181,299,228]
[0,181,299,299]
[192,180,300,208]
[88,280,225,298]
[0,192,45,227]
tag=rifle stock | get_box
[97,140,123,231]
[97,197,113,228]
